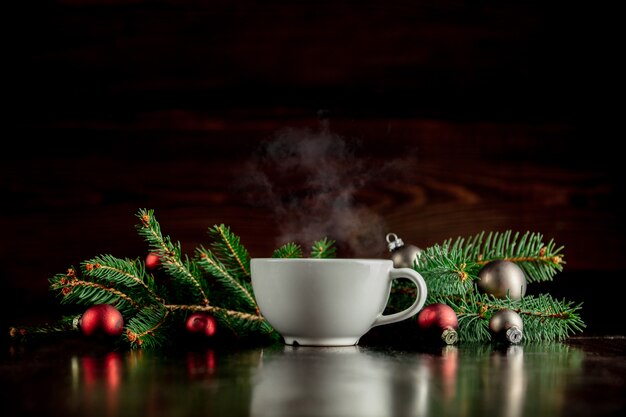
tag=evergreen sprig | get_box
[124,306,171,349]
[440,292,585,343]
[136,209,210,306]
[206,224,251,278]
[311,237,337,258]
[420,230,565,285]
[9,315,79,342]
[272,242,303,258]
[196,246,258,313]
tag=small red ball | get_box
[145,252,161,271]
[186,313,217,337]
[80,304,124,338]
[417,303,459,331]
[417,303,459,344]
[204,316,217,337]
[186,313,207,333]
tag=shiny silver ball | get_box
[489,308,524,344]
[477,260,527,300]
[386,233,422,269]
[391,245,422,269]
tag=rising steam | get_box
[238,124,405,257]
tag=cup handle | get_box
[372,267,428,328]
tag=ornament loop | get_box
[386,233,405,251]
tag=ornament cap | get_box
[386,233,405,251]
[72,315,81,331]
[506,327,523,344]
[441,328,458,345]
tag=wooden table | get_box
[2,336,624,417]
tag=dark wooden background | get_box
[3,1,622,336]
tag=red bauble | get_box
[204,316,217,337]
[80,304,124,338]
[417,303,459,344]
[186,313,217,337]
[145,252,161,271]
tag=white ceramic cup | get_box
[250,258,428,346]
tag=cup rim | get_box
[251,258,393,263]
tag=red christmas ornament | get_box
[204,316,217,337]
[417,303,459,345]
[80,304,124,338]
[186,313,217,337]
[145,252,161,271]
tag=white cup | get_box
[250,258,428,346]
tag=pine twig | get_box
[272,242,303,258]
[136,209,209,306]
[207,224,251,278]
[196,246,260,314]
[311,237,336,258]
[9,315,80,342]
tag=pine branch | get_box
[165,304,275,338]
[311,237,337,258]
[9,315,80,342]
[439,292,585,343]
[81,255,165,306]
[49,269,141,313]
[415,242,480,297]
[136,208,209,305]
[272,242,303,258]
[207,224,251,278]
[125,306,170,349]
[196,246,259,314]
[81,254,153,290]
[442,230,565,283]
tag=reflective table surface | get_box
[2,337,624,417]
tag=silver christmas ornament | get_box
[489,308,524,344]
[386,233,422,269]
[477,260,527,300]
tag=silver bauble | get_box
[386,233,422,268]
[477,260,527,300]
[489,308,524,344]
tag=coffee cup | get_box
[250,258,428,346]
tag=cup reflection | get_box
[251,345,395,417]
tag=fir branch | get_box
[136,208,176,257]
[49,269,141,314]
[448,231,565,283]
[272,242,303,258]
[414,243,481,297]
[136,208,209,305]
[196,246,259,314]
[8,315,80,342]
[311,237,337,258]
[81,255,164,305]
[515,295,586,342]
[207,224,251,279]
[439,292,585,343]
[165,304,275,337]
[124,306,170,349]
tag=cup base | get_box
[283,336,360,347]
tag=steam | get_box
[239,124,407,257]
